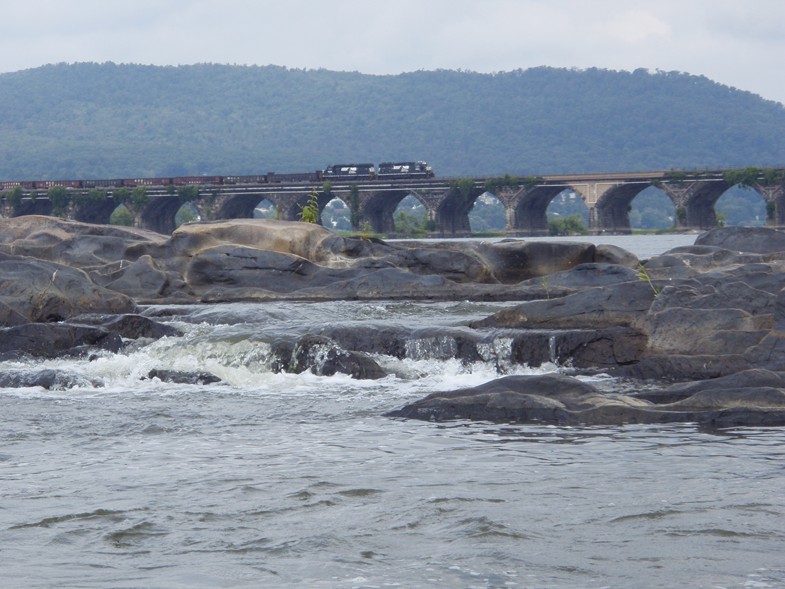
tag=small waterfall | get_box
[549,335,558,364]
[477,336,514,373]
[404,336,459,360]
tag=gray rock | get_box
[471,281,656,330]
[0,368,104,389]
[145,369,222,385]
[695,226,785,253]
[0,323,123,358]
[0,254,136,325]
[386,372,785,427]
[289,335,386,380]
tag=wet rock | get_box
[386,372,785,427]
[290,335,386,380]
[0,323,123,358]
[617,354,753,382]
[145,369,222,385]
[632,369,785,404]
[509,327,647,368]
[0,368,104,389]
[69,313,182,339]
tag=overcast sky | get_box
[1,0,783,105]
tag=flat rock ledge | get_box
[386,372,785,428]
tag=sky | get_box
[0,0,783,105]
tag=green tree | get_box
[6,187,23,209]
[349,184,360,230]
[548,215,587,235]
[299,188,320,223]
[110,204,134,226]
[47,186,70,217]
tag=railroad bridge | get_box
[2,170,784,235]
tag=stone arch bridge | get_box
[2,170,784,235]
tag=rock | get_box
[518,263,641,290]
[386,372,785,427]
[145,369,222,385]
[637,307,769,356]
[101,255,185,301]
[0,368,104,389]
[69,314,182,339]
[474,240,598,283]
[0,253,136,325]
[695,226,785,254]
[290,335,386,379]
[0,215,166,267]
[633,369,785,404]
[595,243,640,266]
[0,323,123,358]
[617,354,753,382]
[471,281,657,330]
[510,327,648,368]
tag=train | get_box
[0,161,435,192]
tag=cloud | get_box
[0,0,782,105]
[606,9,671,44]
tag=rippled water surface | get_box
[2,234,785,588]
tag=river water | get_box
[2,234,785,589]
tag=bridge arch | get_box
[468,192,506,233]
[510,186,568,235]
[360,189,426,234]
[72,194,118,225]
[715,185,768,227]
[592,183,667,233]
[433,184,485,236]
[140,195,191,234]
[11,196,52,217]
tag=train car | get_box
[122,177,175,187]
[82,179,126,189]
[323,163,376,180]
[223,175,268,185]
[34,179,83,189]
[268,171,323,183]
[172,175,223,186]
[0,181,23,191]
[377,161,433,179]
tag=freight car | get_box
[0,161,435,193]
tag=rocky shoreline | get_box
[3,215,785,427]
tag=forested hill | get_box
[1,62,784,180]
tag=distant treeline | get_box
[0,62,784,180]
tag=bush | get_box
[548,215,587,236]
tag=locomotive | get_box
[0,161,434,191]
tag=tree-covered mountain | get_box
[1,62,784,180]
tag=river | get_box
[2,234,784,589]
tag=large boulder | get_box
[386,372,785,427]
[473,240,598,283]
[471,281,657,330]
[0,254,135,325]
[695,226,785,254]
[288,335,386,380]
[0,215,165,266]
[0,322,123,359]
